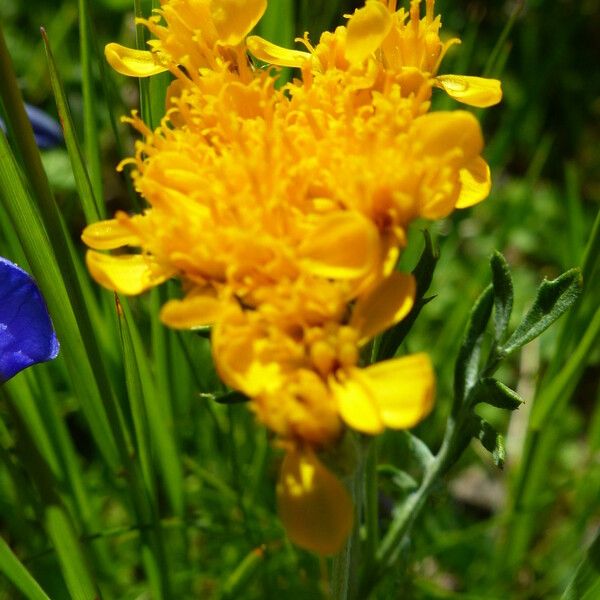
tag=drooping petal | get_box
[363,353,435,429]
[351,272,416,344]
[81,219,141,250]
[86,251,172,295]
[299,212,380,280]
[104,43,168,77]
[210,0,267,46]
[277,448,353,555]
[412,110,483,161]
[0,257,59,382]
[456,156,491,208]
[160,294,222,329]
[435,75,502,107]
[246,36,312,68]
[345,0,393,64]
[331,371,384,434]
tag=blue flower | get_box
[0,104,63,149]
[0,257,59,382]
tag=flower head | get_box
[84,0,501,555]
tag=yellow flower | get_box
[249,0,501,108]
[83,0,503,557]
[105,0,266,81]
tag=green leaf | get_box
[45,506,100,600]
[471,417,506,468]
[401,430,434,470]
[501,268,582,356]
[561,528,600,600]
[377,230,439,360]
[41,27,101,224]
[221,547,265,599]
[377,465,418,492]
[0,537,51,600]
[474,378,523,411]
[490,251,513,343]
[454,285,494,410]
[77,0,105,213]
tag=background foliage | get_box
[0,0,598,598]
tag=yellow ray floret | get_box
[86,251,174,295]
[277,447,353,555]
[105,43,168,78]
[332,353,435,434]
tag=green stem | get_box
[331,436,368,600]
[364,439,379,572]
[360,415,466,596]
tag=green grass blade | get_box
[77,0,104,214]
[123,297,185,517]
[561,529,600,600]
[116,296,157,504]
[3,375,61,478]
[0,537,51,600]
[41,27,101,224]
[0,129,120,470]
[45,506,100,600]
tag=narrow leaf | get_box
[45,506,100,600]
[41,27,101,224]
[454,285,494,409]
[501,268,582,356]
[401,430,435,470]
[561,528,600,600]
[377,465,418,492]
[0,537,51,600]
[377,230,439,360]
[471,417,505,468]
[490,251,513,343]
[474,378,523,410]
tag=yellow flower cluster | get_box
[83,0,501,554]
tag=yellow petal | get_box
[435,75,502,108]
[211,0,267,46]
[412,111,483,160]
[104,43,167,78]
[160,295,222,329]
[277,448,354,555]
[331,371,384,434]
[363,354,435,429]
[351,272,416,344]
[300,212,380,280]
[86,251,171,295]
[345,0,393,63]
[246,36,312,68]
[456,156,491,208]
[81,219,141,250]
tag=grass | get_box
[0,0,598,598]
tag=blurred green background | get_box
[0,0,598,598]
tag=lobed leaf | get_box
[501,268,582,356]
[474,378,523,411]
[453,285,494,410]
[470,416,506,468]
[490,251,514,343]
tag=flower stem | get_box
[331,435,369,600]
[360,416,466,596]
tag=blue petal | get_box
[25,104,64,149]
[0,257,59,382]
[0,104,63,150]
